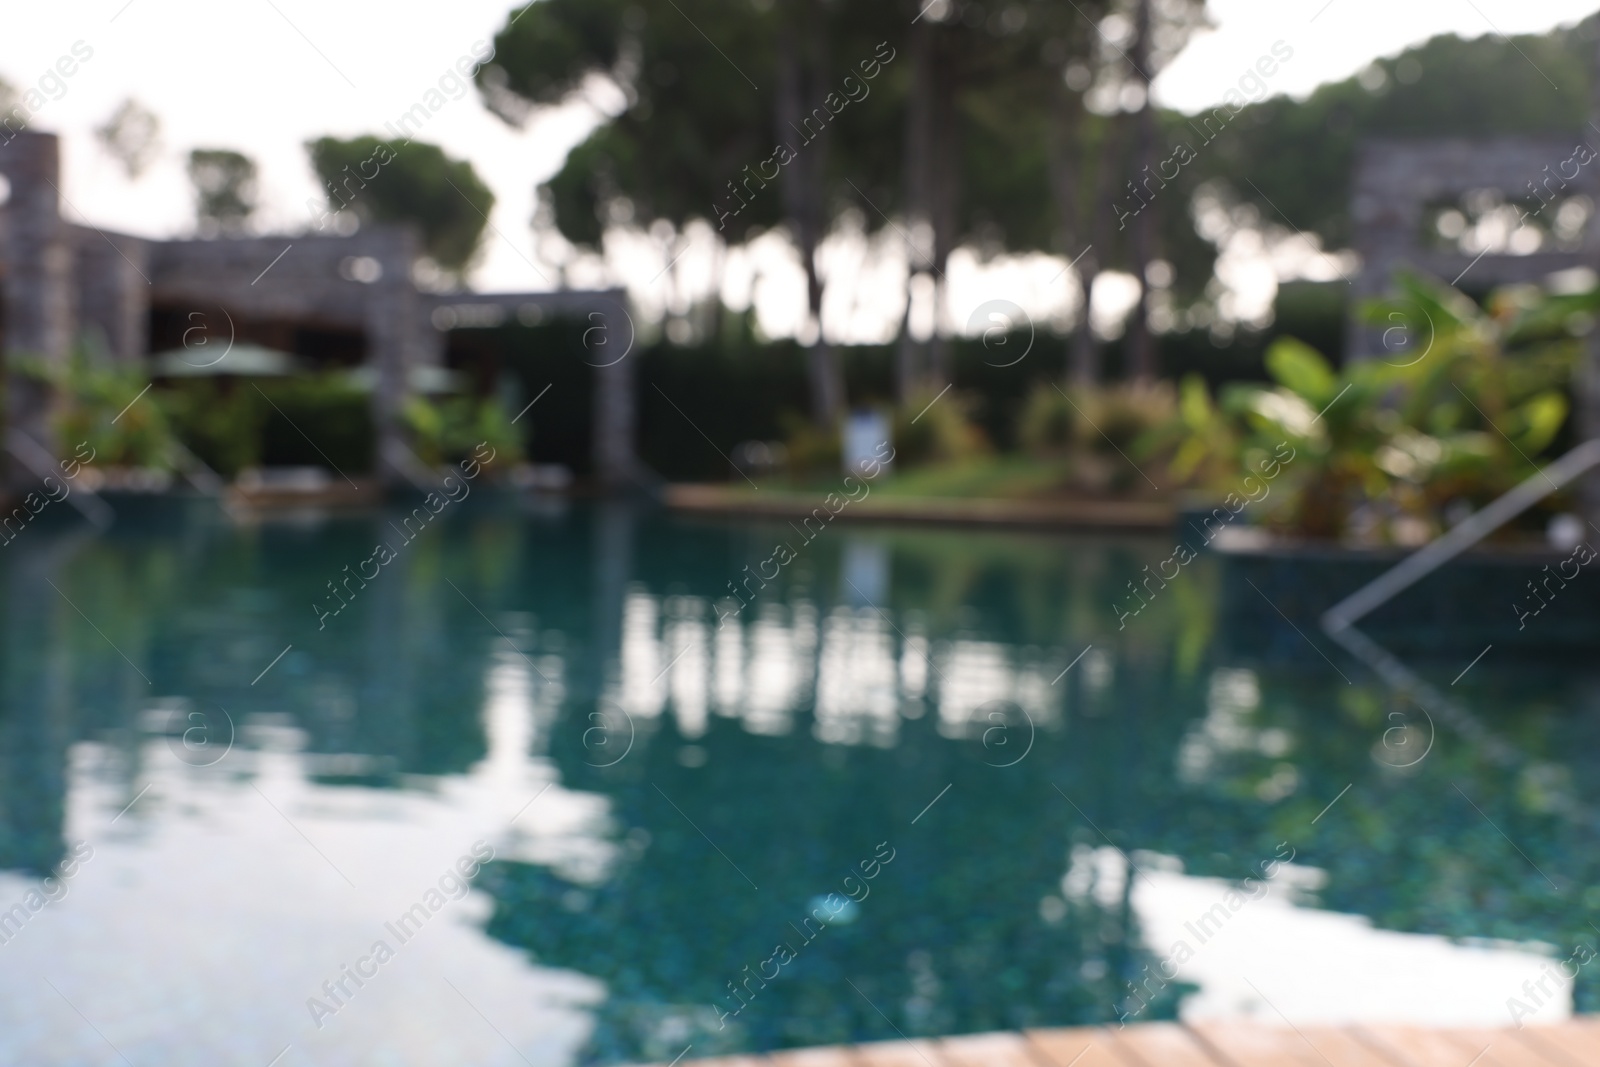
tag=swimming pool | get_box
[0,498,1591,1065]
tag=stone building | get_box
[0,130,642,490]
[1347,135,1600,361]
[1348,131,1600,514]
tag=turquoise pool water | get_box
[0,498,1593,1065]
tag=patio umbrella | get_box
[149,343,302,377]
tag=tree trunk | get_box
[897,15,936,403]
[927,48,960,390]
[896,281,920,404]
[1050,77,1096,388]
[1070,254,1100,388]
[1126,0,1158,381]
[1078,110,1127,387]
[778,10,843,424]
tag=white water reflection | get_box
[604,589,1077,748]
[0,645,599,1067]
[1059,847,1568,1028]
[936,638,1059,740]
[1111,848,1569,1027]
[740,603,816,735]
[816,607,901,746]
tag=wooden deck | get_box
[651,1020,1600,1067]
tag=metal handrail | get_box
[168,438,225,495]
[1317,438,1600,775]
[1321,438,1600,633]
[4,430,114,529]
[381,437,446,493]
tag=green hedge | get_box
[155,283,1348,482]
[159,376,373,478]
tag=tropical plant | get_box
[404,395,522,470]
[17,345,177,469]
[1151,273,1585,542]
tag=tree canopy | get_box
[1181,25,1594,254]
[187,148,257,237]
[306,136,495,275]
[468,1,1600,393]
[96,98,162,180]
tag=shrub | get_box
[891,389,990,468]
[1018,385,1075,456]
[254,375,374,473]
[158,380,261,477]
[1075,380,1177,457]
[1014,380,1175,494]
[1020,381,1175,459]
[780,414,842,480]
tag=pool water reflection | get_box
[0,499,1595,1065]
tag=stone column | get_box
[590,297,643,492]
[74,227,150,363]
[1346,143,1422,363]
[362,226,421,489]
[1,132,71,461]
[593,354,638,491]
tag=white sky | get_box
[1158,0,1600,106]
[3,0,1599,339]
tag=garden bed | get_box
[662,482,1174,531]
